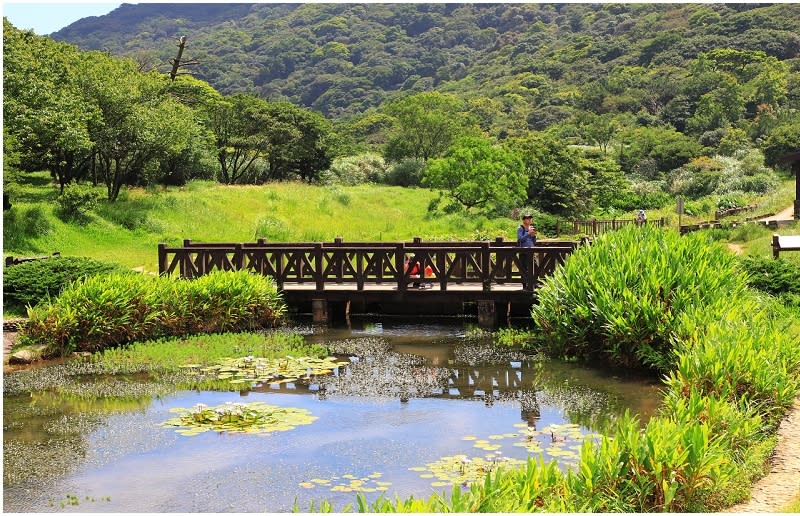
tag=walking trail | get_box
[727,204,795,255]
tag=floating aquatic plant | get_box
[409,454,525,487]
[192,355,349,387]
[299,472,391,493]
[161,401,317,436]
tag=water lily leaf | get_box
[376,486,388,492]
[420,474,434,479]
[408,467,426,472]
[375,481,392,487]
[310,478,330,484]
[462,436,477,441]
[431,481,449,487]
[487,434,505,440]
[299,482,314,489]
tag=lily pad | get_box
[161,401,316,436]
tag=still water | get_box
[3,319,663,513]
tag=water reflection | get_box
[3,318,663,513]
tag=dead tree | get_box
[169,36,199,81]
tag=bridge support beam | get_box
[477,300,497,328]
[312,299,329,323]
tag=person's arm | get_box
[516,225,525,244]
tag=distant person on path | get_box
[637,209,647,226]
[517,214,537,247]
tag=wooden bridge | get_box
[158,237,584,326]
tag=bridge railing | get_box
[566,217,665,236]
[158,238,581,291]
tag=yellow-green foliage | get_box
[91,332,325,373]
[20,270,286,356]
[530,225,748,371]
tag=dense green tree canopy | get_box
[424,136,526,214]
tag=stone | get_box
[9,349,38,365]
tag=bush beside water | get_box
[20,270,286,356]
[3,256,130,310]
[334,226,800,513]
[531,225,747,371]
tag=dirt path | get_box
[727,243,744,255]
[727,397,800,512]
[759,205,795,221]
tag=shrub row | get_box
[3,256,131,309]
[330,226,800,513]
[20,270,286,356]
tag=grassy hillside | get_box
[4,172,523,271]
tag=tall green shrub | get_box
[530,225,748,371]
[20,270,286,356]
[3,256,130,309]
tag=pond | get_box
[3,318,663,513]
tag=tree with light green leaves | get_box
[383,91,474,163]
[3,20,96,192]
[424,136,525,215]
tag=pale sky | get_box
[2,2,123,35]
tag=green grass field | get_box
[3,172,798,272]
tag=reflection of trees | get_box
[314,337,631,434]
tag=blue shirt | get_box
[517,225,537,247]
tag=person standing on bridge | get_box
[517,214,537,247]
[517,214,537,290]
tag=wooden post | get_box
[314,243,324,291]
[396,243,406,291]
[592,219,597,235]
[158,243,167,275]
[773,234,780,259]
[481,241,491,292]
[795,162,800,220]
[234,243,244,271]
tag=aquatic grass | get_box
[90,332,323,373]
[20,270,287,356]
[495,327,536,347]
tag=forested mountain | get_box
[51,3,800,119]
[6,4,800,222]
